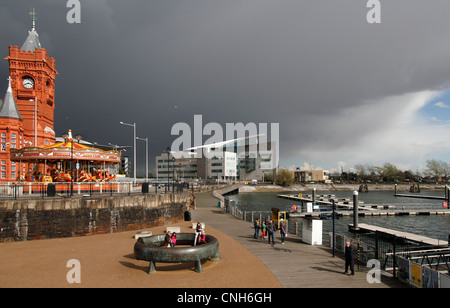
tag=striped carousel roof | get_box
[10,130,121,164]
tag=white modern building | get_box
[155,139,277,182]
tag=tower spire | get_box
[21,8,41,51]
[29,8,36,31]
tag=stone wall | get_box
[0,192,191,242]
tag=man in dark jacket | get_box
[344,241,355,275]
[267,220,276,244]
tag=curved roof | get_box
[9,141,121,164]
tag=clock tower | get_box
[4,10,57,147]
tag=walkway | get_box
[0,191,407,288]
[192,191,407,288]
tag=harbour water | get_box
[226,190,450,244]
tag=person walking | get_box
[254,218,260,239]
[267,220,276,245]
[344,241,355,276]
[280,222,287,245]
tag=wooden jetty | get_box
[349,223,448,247]
[278,194,392,211]
[280,193,450,217]
[288,208,450,218]
[394,183,449,201]
[394,193,446,200]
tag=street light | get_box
[120,121,136,183]
[165,146,171,192]
[136,136,149,181]
[29,97,37,146]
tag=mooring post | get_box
[353,190,359,231]
[445,185,450,206]
[312,187,316,206]
[394,183,397,195]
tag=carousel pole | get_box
[69,130,74,196]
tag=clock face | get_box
[23,78,34,89]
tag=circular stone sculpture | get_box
[134,233,221,274]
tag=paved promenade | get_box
[192,191,406,288]
[0,191,406,288]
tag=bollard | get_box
[312,188,316,206]
[447,186,450,206]
[353,190,359,231]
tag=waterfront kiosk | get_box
[302,217,323,245]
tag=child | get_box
[260,221,266,239]
[198,230,206,245]
[171,232,177,248]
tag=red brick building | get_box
[0,18,57,182]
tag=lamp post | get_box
[165,146,171,193]
[29,97,37,146]
[136,136,149,181]
[120,121,136,183]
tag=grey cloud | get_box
[1,1,450,175]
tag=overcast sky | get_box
[2,1,450,176]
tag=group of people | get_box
[164,231,178,248]
[163,222,207,248]
[253,218,287,245]
[254,219,356,275]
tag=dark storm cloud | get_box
[2,1,450,175]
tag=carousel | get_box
[10,130,121,183]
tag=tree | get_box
[275,169,294,187]
[354,164,366,181]
[425,159,446,179]
[383,163,401,182]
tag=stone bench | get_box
[134,233,221,273]
[166,226,181,233]
[134,231,152,239]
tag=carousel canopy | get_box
[10,134,121,164]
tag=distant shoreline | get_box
[238,183,448,193]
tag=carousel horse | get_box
[52,170,72,182]
[78,170,94,182]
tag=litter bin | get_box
[141,182,149,194]
[184,211,191,221]
[47,183,56,197]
